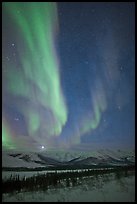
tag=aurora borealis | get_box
[2,2,135,151]
[3,2,67,149]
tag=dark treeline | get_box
[2,167,135,194]
[2,164,135,172]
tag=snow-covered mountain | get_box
[2,149,135,169]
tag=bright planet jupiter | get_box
[2,2,135,151]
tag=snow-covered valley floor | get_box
[2,171,135,202]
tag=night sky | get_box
[2,2,135,151]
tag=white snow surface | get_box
[2,151,45,168]
[2,148,135,168]
[2,149,135,202]
[2,172,135,202]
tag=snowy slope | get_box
[2,149,135,168]
[2,151,46,168]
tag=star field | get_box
[2,2,135,151]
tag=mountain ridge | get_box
[2,149,135,169]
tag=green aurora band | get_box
[3,3,108,150]
[81,90,107,135]
[2,3,68,148]
[69,80,107,146]
[81,80,107,136]
[2,120,15,149]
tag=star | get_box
[120,66,123,71]
[117,105,121,110]
[3,69,7,73]
[81,98,84,101]
[14,118,19,121]
[85,61,89,64]
[11,43,15,47]
[6,56,10,61]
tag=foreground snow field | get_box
[2,149,135,202]
[2,172,135,202]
